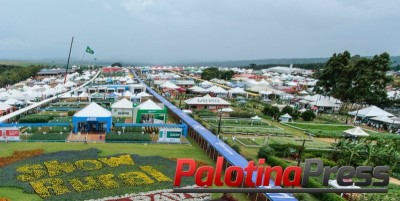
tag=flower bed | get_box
[0,149,43,167]
[86,185,211,201]
[0,149,194,201]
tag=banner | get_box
[158,128,182,143]
[0,127,20,141]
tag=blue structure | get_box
[72,102,112,133]
[132,70,297,201]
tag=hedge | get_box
[22,133,69,141]
[105,132,150,142]
[19,114,53,123]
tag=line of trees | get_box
[0,64,45,87]
[200,67,235,80]
[315,51,392,109]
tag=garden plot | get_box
[204,118,289,136]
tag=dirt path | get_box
[390,177,400,185]
[317,137,336,144]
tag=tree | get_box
[301,110,316,121]
[111,62,122,67]
[201,67,219,80]
[281,106,294,115]
[315,51,392,109]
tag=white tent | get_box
[228,87,247,97]
[78,91,89,98]
[161,81,180,89]
[279,113,292,123]
[348,106,394,118]
[343,127,369,137]
[370,115,400,124]
[111,98,133,109]
[123,90,133,97]
[220,107,234,112]
[298,90,308,95]
[74,102,111,117]
[136,91,152,97]
[136,99,162,110]
[287,81,298,86]
[0,102,12,111]
[199,81,213,88]
[251,115,262,120]
[188,86,204,91]
[4,98,22,105]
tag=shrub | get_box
[67,110,76,116]
[229,111,254,118]
[320,157,337,167]
[195,109,215,117]
[281,106,294,115]
[301,110,316,121]
[105,132,150,142]
[19,114,53,123]
[231,145,241,154]
[258,144,275,159]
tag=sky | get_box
[0,0,399,64]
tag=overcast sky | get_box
[0,0,399,64]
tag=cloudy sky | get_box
[0,0,399,64]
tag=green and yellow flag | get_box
[86,46,94,54]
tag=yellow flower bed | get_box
[119,171,155,186]
[140,166,172,182]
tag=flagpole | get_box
[80,52,86,69]
[64,36,74,84]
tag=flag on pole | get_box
[86,46,94,54]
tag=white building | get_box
[111,98,133,117]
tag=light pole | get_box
[217,109,223,136]
[294,139,313,167]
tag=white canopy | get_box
[348,106,394,118]
[280,113,292,118]
[370,115,400,124]
[220,107,234,112]
[161,81,180,89]
[251,115,262,120]
[74,102,111,117]
[111,98,133,109]
[78,91,89,98]
[135,91,152,97]
[0,102,12,110]
[136,99,162,110]
[123,90,133,97]
[211,86,228,94]
[4,98,21,105]
[229,87,247,94]
[287,81,298,86]
[343,126,369,137]
[298,90,308,95]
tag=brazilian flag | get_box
[86,46,94,54]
